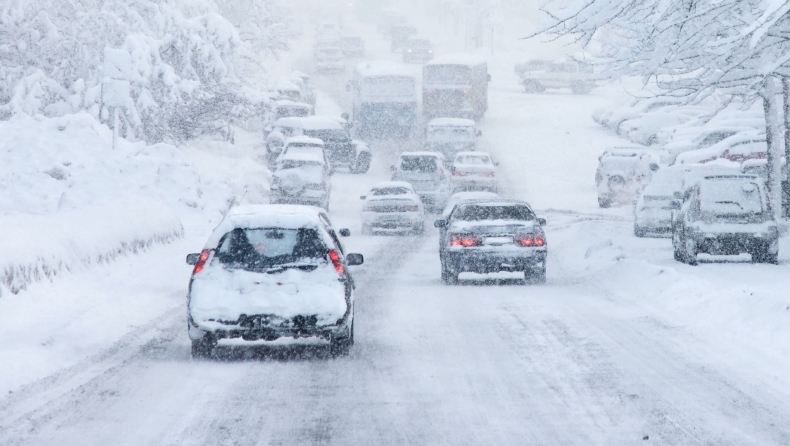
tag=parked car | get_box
[633,165,689,236]
[271,149,331,210]
[274,80,304,103]
[617,106,704,146]
[514,59,596,94]
[315,46,345,73]
[402,38,433,63]
[450,151,498,192]
[185,204,363,358]
[391,151,451,211]
[434,200,548,284]
[278,136,331,171]
[671,175,778,264]
[596,148,660,207]
[592,97,684,132]
[341,36,365,57]
[264,117,305,165]
[360,185,425,235]
[299,116,371,174]
[675,130,767,165]
[423,117,480,158]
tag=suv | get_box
[391,152,451,210]
[185,205,364,357]
[300,116,371,174]
[671,175,778,264]
[434,201,548,284]
[596,148,658,207]
[270,147,331,210]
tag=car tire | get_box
[598,198,611,208]
[634,224,647,238]
[353,152,371,174]
[525,265,547,284]
[330,325,352,357]
[191,335,216,359]
[684,235,698,266]
[752,247,779,265]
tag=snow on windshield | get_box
[700,180,764,215]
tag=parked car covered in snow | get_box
[341,36,365,58]
[186,205,363,357]
[515,59,596,94]
[391,151,451,210]
[423,117,480,158]
[264,117,305,165]
[671,175,778,264]
[434,200,548,284]
[633,165,690,236]
[593,97,683,132]
[675,130,767,165]
[277,136,330,170]
[402,38,433,64]
[617,105,705,146]
[267,100,313,126]
[360,182,425,235]
[271,149,332,210]
[596,148,660,207]
[450,151,498,192]
[288,71,317,107]
[274,79,305,103]
[299,116,371,174]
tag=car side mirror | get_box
[476,130,482,137]
[434,219,447,228]
[673,191,682,199]
[537,218,547,226]
[186,253,200,265]
[339,228,351,237]
[650,163,660,172]
[346,253,364,265]
[360,195,366,200]
[669,201,681,210]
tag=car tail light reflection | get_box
[328,250,345,276]
[517,235,545,247]
[193,249,210,274]
[450,235,482,247]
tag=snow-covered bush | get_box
[0,0,291,143]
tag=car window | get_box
[456,155,491,165]
[453,204,535,221]
[216,228,326,271]
[701,180,764,216]
[373,187,410,195]
[400,156,438,172]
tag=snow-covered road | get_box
[4,18,790,446]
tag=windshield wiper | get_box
[263,263,319,274]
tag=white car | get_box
[596,148,660,207]
[593,97,683,132]
[450,151,498,192]
[271,147,331,210]
[186,204,363,357]
[360,182,425,235]
[515,59,597,94]
[633,165,688,237]
[391,151,451,211]
[675,130,767,165]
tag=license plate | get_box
[484,236,513,245]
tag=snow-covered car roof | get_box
[274,99,312,109]
[277,151,325,165]
[205,205,332,248]
[426,53,487,67]
[675,129,766,164]
[354,61,414,78]
[372,181,415,190]
[271,117,305,128]
[428,118,476,127]
[285,135,324,146]
[399,151,446,159]
[298,116,345,131]
[454,151,490,158]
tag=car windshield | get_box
[276,107,309,119]
[400,156,438,172]
[216,228,326,271]
[373,187,410,196]
[456,155,490,165]
[425,65,472,85]
[700,180,764,216]
[361,77,415,97]
[303,129,349,142]
[453,204,535,221]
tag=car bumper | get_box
[188,313,350,342]
[363,212,423,228]
[692,233,778,255]
[445,248,547,273]
[451,178,497,191]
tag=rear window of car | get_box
[453,204,535,222]
[216,228,326,271]
[700,180,764,216]
[400,156,438,172]
[456,155,490,165]
[373,187,410,196]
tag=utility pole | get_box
[102,47,131,150]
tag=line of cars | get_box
[314,20,367,73]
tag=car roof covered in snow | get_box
[272,117,305,128]
[428,118,476,127]
[277,151,325,164]
[285,135,324,146]
[354,61,414,78]
[205,205,332,248]
[297,116,345,131]
[372,181,415,190]
[399,151,446,159]
[426,53,487,67]
[273,99,312,109]
[454,151,490,158]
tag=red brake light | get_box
[193,249,210,274]
[450,235,481,247]
[452,170,466,176]
[517,235,545,247]
[328,250,344,275]
[406,205,419,212]
[480,171,495,177]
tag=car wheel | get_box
[752,246,779,264]
[634,224,646,238]
[684,235,698,266]
[191,335,217,359]
[442,267,459,285]
[523,80,544,93]
[330,324,353,357]
[353,152,371,174]
[525,265,547,284]
[598,197,611,208]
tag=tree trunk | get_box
[763,76,783,221]
[783,76,790,217]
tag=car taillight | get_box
[193,249,210,274]
[462,89,468,95]
[450,235,482,247]
[479,171,495,177]
[363,206,376,212]
[328,250,345,276]
[516,235,545,247]
[406,205,419,212]
[452,170,467,176]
